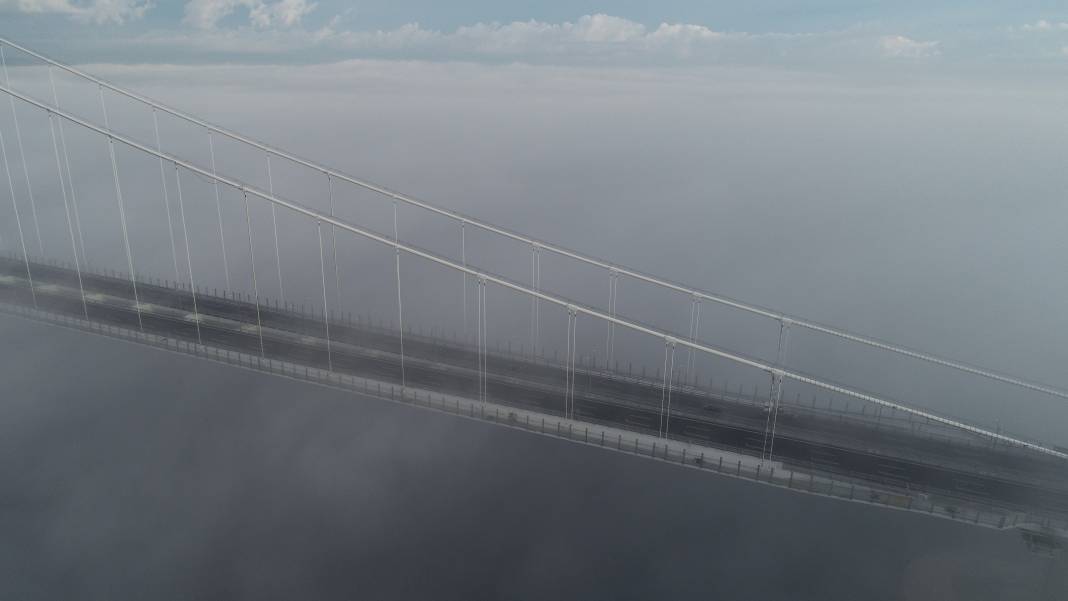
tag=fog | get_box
[1,58,1067,598]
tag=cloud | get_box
[1021,20,1068,32]
[0,0,151,23]
[183,0,315,30]
[321,14,735,61]
[116,13,948,67]
[879,35,940,58]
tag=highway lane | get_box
[3,257,1068,517]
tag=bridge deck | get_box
[2,256,1067,523]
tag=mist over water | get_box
[1,58,1067,598]
[1,319,1062,600]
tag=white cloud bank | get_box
[879,35,941,58]
[183,0,316,30]
[148,13,937,66]
[0,0,150,23]
[1021,20,1068,32]
[1,2,945,66]
[333,14,727,58]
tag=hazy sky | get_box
[2,1,1068,65]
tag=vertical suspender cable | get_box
[48,65,88,267]
[760,390,773,461]
[760,376,779,461]
[767,371,783,461]
[47,111,86,318]
[207,131,231,293]
[0,114,34,307]
[326,173,341,317]
[564,308,573,416]
[606,273,615,367]
[100,86,142,331]
[530,244,539,355]
[174,163,201,345]
[612,272,618,364]
[483,280,489,402]
[461,220,467,340]
[478,277,487,403]
[265,153,283,303]
[689,298,701,377]
[533,245,540,356]
[775,319,791,366]
[605,270,618,367]
[476,273,483,403]
[151,108,179,280]
[569,310,577,419]
[764,320,790,461]
[317,219,333,371]
[393,200,405,389]
[658,339,670,437]
[685,296,701,380]
[686,298,695,379]
[242,190,264,357]
[1,45,42,257]
[664,340,676,438]
[531,246,538,354]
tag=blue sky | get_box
[1,1,1067,66]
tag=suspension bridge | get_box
[0,38,1066,554]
